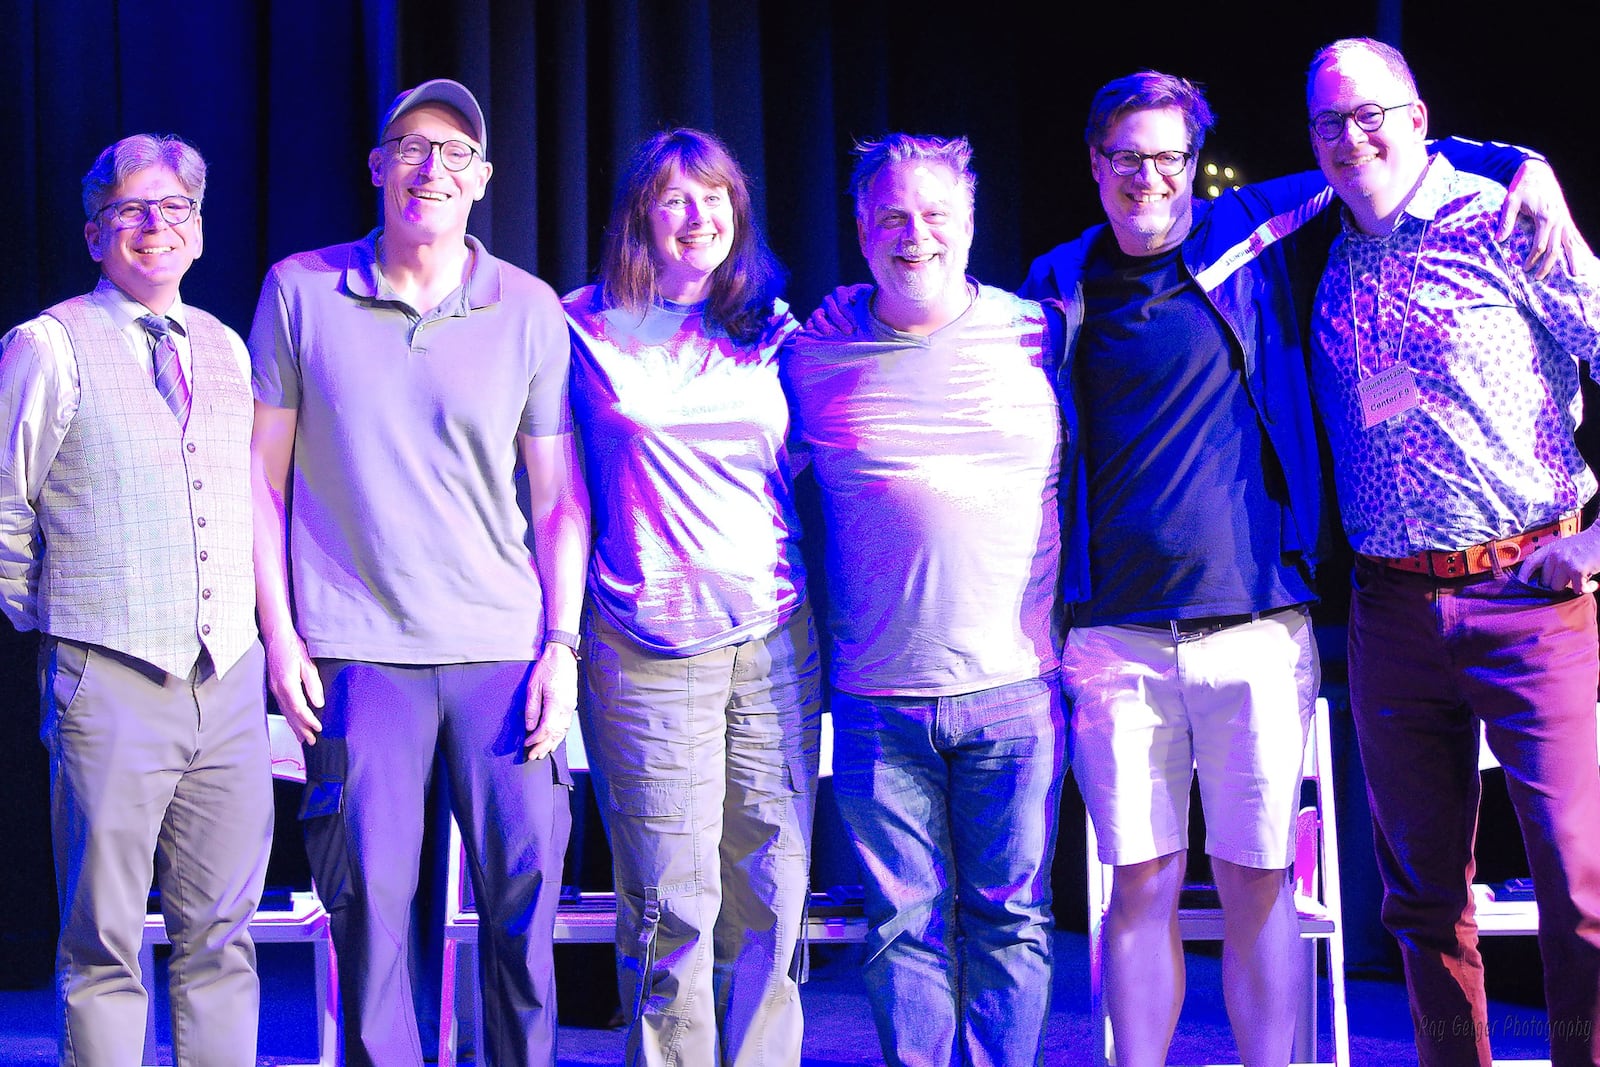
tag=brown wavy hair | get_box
[1084,71,1216,156]
[598,128,785,345]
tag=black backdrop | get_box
[3,0,1597,990]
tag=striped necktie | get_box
[138,314,191,428]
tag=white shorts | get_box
[1063,606,1319,869]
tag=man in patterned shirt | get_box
[1306,37,1600,1066]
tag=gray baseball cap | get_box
[377,78,488,159]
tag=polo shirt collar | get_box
[344,229,504,313]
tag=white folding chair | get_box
[438,811,483,1067]
[1085,695,1350,1067]
[437,718,598,1066]
[141,713,340,1067]
[436,708,866,1065]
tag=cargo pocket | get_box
[553,740,575,790]
[784,746,815,797]
[609,777,692,1031]
[298,735,352,912]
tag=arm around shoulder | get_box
[1433,138,1591,276]
[802,283,873,337]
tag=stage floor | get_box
[0,930,1560,1065]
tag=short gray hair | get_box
[82,134,207,219]
[849,133,975,226]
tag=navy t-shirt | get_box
[1074,232,1313,625]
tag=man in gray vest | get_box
[0,134,271,1066]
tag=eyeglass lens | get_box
[392,135,477,171]
[1107,151,1189,177]
[1312,103,1405,142]
[108,197,196,226]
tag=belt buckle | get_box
[1490,539,1524,575]
[1170,612,1256,642]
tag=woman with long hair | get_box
[563,127,821,1067]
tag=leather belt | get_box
[1131,605,1299,642]
[1363,512,1580,579]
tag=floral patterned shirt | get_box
[1311,155,1600,556]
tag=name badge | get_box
[1358,363,1420,428]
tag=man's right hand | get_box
[264,627,325,744]
[1498,159,1595,280]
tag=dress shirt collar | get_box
[90,276,190,337]
[1339,153,1457,239]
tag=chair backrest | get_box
[446,812,475,917]
[1293,697,1342,918]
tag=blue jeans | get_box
[830,674,1066,1067]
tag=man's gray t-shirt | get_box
[783,283,1064,697]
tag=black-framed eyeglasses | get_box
[95,195,199,227]
[381,133,480,172]
[1309,102,1414,143]
[1099,148,1194,177]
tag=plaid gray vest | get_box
[37,295,256,677]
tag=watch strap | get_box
[545,629,582,657]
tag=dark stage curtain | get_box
[3,0,1596,987]
[7,2,1594,352]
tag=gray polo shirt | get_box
[249,230,571,663]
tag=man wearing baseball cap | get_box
[248,78,588,1065]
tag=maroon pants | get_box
[1349,557,1600,1067]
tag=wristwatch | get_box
[545,629,582,658]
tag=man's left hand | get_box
[1499,159,1595,280]
[525,643,578,760]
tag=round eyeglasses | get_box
[96,195,199,227]
[1100,149,1194,177]
[1309,102,1414,143]
[382,133,480,172]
